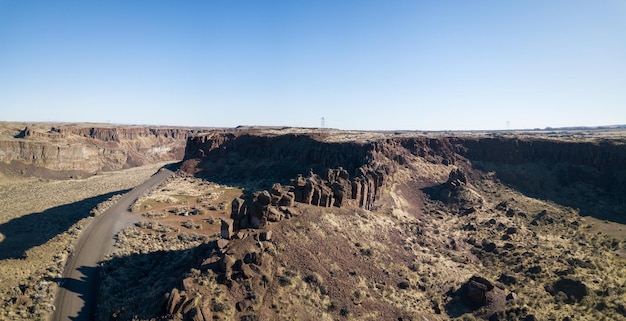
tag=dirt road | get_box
[51,168,174,321]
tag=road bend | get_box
[51,168,174,321]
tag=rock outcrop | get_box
[180,131,463,231]
[162,235,275,321]
[454,136,626,171]
[183,130,625,227]
[181,129,626,227]
[446,275,507,319]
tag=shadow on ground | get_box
[471,161,626,224]
[56,266,100,321]
[163,161,182,172]
[95,244,212,321]
[0,189,130,260]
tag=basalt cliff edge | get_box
[0,122,207,179]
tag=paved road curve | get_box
[51,168,174,321]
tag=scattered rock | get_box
[451,275,507,316]
[505,226,518,234]
[548,277,588,303]
[447,168,468,188]
[217,239,229,249]
[463,223,477,231]
[506,292,518,301]
[482,240,497,253]
[526,266,542,275]
[243,252,259,265]
[498,274,517,286]
[397,281,410,289]
[259,230,272,242]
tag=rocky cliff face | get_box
[0,123,204,179]
[454,136,626,171]
[181,130,626,223]
[181,130,462,229]
[453,136,626,222]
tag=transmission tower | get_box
[321,117,325,128]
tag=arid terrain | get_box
[0,161,172,320]
[1,123,626,320]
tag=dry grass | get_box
[0,161,171,321]
[95,175,244,320]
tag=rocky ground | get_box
[2,126,626,321]
[95,129,626,321]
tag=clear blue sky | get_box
[1,1,624,130]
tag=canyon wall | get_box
[182,131,460,181]
[181,131,461,229]
[454,136,626,222]
[454,137,626,171]
[0,124,204,179]
[182,131,626,223]
[4,123,624,221]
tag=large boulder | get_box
[266,207,284,222]
[446,275,506,319]
[256,190,272,206]
[467,275,495,305]
[269,183,296,207]
[447,168,468,187]
[547,277,588,303]
[278,192,295,207]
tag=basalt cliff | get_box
[0,122,207,179]
[181,129,626,225]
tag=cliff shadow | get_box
[55,265,100,321]
[0,189,130,260]
[163,161,182,172]
[471,160,626,224]
[182,133,371,195]
[95,244,210,320]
